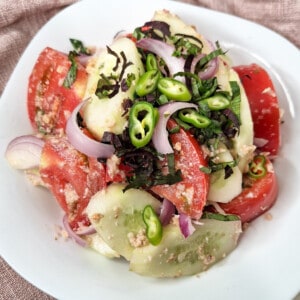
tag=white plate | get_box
[1,0,300,299]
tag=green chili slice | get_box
[248,155,267,179]
[146,53,159,71]
[129,101,156,148]
[142,205,162,245]
[178,108,211,128]
[205,94,230,110]
[135,70,160,97]
[158,77,192,101]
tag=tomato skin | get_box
[233,64,280,156]
[40,137,106,229]
[151,119,209,219]
[219,159,278,223]
[27,47,88,135]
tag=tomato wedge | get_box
[219,158,278,223]
[27,47,88,135]
[151,119,209,219]
[233,64,281,156]
[40,137,106,229]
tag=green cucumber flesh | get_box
[86,183,161,261]
[130,218,242,277]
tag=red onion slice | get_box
[159,198,175,226]
[66,100,115,158]
[254,137,268,148]
[136,38,185,79]
[76,54,95,67]
[152,102,198,154]
[75,225,96,236]
[5,135,45,170]
[179,213,196,238]
[191,53,219,80]
[62,214,87,247]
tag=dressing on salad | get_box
[5,10,280,278]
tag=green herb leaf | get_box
[199,166,212,174]
[229,81,241,121]
[198,47,225,69]
[70,38,90,55]
[202,211,240,221]
[63,51,77,89]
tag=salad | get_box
[5,10,281,278]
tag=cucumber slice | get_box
[83,37,144,139]
[84,233,120,259]
[229,69,255,173]
[152,10,211,54]
[130,218,242,277]
[86,183,161,261]
[207,142,242,203]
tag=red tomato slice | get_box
[233,64,281,156]
[105,158,132,184]
[219,158,278,223]
[40,137,106,229]
[151,119,209,219]
[27,47,88,135]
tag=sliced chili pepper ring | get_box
[248,155,267,179]
[178,108,211,128]
[142,205,163,245]
[129,101,156,148]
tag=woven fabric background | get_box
[0,0,299,299]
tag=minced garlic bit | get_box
[91,213,103,222]
[262,87,276,98]
[175,183,194,205]
[264,212,273,221]
[127,229,148,248]
[106,154,124,179]
[64,183,79,205]
[54,224,69,241]
[173,142,182,152]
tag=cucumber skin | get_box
[130,218,242,278]
[86,183,161,261]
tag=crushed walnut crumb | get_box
[127,229,148,248]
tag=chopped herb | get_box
[133,21,171,41]
[202,211,240,221]
[157,94,169,105]
[63,39,91,88]
[107,46,121,71]
[229,81,241,121]
[199,166,212,174]
[174,33,204,49]
[125,73,136,89]
[69,38,91,55]
[171,35,202,58]
[197,47,225,69]
[63,51,77,88]
[119,51,133,81]
[95,74,120,99]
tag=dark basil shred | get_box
[96,50,133,99]
[108,129,182,191]
[96,74,120,99]
[133,21,171,41]
[106,46,121,71]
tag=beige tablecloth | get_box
[1,0,299,299]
